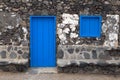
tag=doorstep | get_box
[27,67,57,74]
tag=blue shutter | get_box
[80,16,102,37]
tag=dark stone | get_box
[114,57,119,60]
[49,9,56,15]
[57,4,63,10]
[99,51,112,60]
[41,10,48,15]
[14,47,17,51]
[16,0,21,2]
[75,48,79,53]
[79,61,88,68]
[81,47,86,51]
[57,67,63,73]
[10,52,17,59]
[0,51,6,58]
[0,62,8,65]
[79,52,82,54]
[22,52,28,59]
[92,50,97,59]
[43,1,49,5]
[7,46,12,52]
[107,49,120,56]
[22,8,29,13]
[84,52,90,59]
[34,10,41,15]
[97,61,107,66]
[17,50,23,54]
[57,49,64,59]
[21,40,28,46]
[3,38,11,44]
[96,48,104,52]
[10,0,16,2]
[67,48,74,54]
[99,52,105,59]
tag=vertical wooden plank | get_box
[31,17,38,67]
[43,17,47,66]
[53,17,56,66]
[89,17,97,36]
[80,17,90,37]
[37,17,43,66]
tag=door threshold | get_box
[27,67,57,74]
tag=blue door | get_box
[30,16,56,67]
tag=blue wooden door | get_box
[30,16,56,67]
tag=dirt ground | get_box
[0,71,120,80]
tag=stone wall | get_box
[0,12,29,64]
[57,45,120,67]
[0,0,120,72]
[56,0,120,69]
[0,0,56,64]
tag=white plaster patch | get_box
[16,24,19,27]
[107,15,119,23]
[102,23,108,33]
[22,27,28,40]
[16,17,22,27]
[76,40,80,44]
[104,1,110,4]
[59,34,66,41]
[22,27,28,34]
[70,33,78,38]
[57,13,79,44]
[70,25,76,31]
[57,28,63,35]
[7,25,13,29]
[0,9,3,11]
[57,23,65,28]
[62,13,79,25]
[11,14,16,17]
[109,33,118,41]
[103,15,119,48]
[109,41,116,47]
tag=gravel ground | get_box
[0,71,120,80]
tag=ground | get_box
[1,71,120,80]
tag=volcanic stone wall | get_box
[0,0,120,70]
[56,0,120,68]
